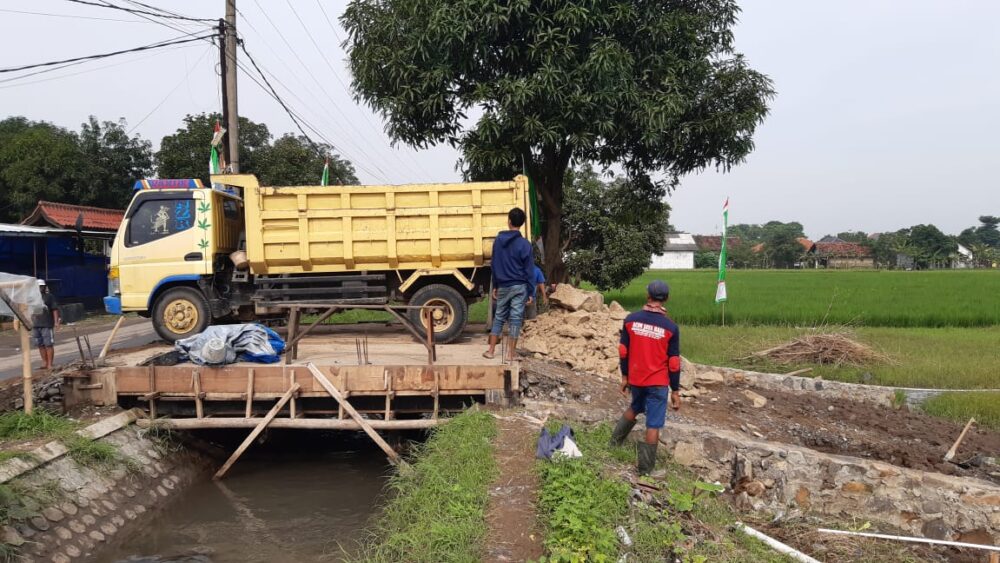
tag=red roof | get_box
[694,235,742,252]
[815,242,872,258]
[21,201,124,232]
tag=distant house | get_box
[815,242,874,269]
[650,233,697,269]
[818,235,846,244]
[693,235,742,252]
[955,243,974,268]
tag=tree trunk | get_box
[528,149,571,284]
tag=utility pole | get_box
[217,18,230,167]
[224,0,240,172]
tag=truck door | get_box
[117,191,210,310]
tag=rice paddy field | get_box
[604,269,1000,327]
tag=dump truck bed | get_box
[228,175,530,275]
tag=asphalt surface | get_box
[0,317,159,383]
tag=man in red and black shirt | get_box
[609,280,681,475]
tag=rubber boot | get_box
[609,416,636,448]
[637,441,658,476]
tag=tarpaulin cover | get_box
[174,323,285,366]
[0,273,45,323]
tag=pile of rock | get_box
[519,284,626,378]
[11,379,63,411]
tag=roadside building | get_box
[0,201,123,310]
[649,232,698,269]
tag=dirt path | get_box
[483,413,544,562]
[521,357,1000,483]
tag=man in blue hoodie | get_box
[484,207,534,361]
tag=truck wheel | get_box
[153,287,210,342]
[408,284,468,344]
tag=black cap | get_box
[647,280,669,301]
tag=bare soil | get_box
[483,412,545,562]
[520,357,1000,484]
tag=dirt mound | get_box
[745,332,890,367]
[519,284,626,378]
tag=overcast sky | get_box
[1,1,997,238]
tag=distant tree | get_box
[730,221,804,244]
[762,223,804,268]
[156,113,271,184]
[256,134,357,186]
[342,0,774,282]
[978,216,1000,247]
[0,117,82,221]
[695,251,719,269]
[836,231,869,244]
[562,165,671,290]
[77,117,153,209]
[907,224,956,269]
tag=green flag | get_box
[321,158,330,186]
[716,197,729,304]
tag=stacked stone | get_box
[0,426,209,562]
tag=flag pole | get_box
[715,197,729,325]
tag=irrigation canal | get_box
[95,431,392,563]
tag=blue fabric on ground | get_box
[536,424,575,459]
[175,323,285,365]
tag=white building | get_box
[649,233,697,269]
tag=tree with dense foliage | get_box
[906,224,957,269]
[694,251,719,269]
[156,113,356,187]
[561,165,671,290]
[958,216,1000,250]
[256,134,357,186]
[156,113,271,183]
[836,231,869,244]
[77,117,154,209]
[0,116,153,221]
[342,0,774,281]
[729,221,805,244]
[762,223,805,268]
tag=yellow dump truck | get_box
[105,175,531,343]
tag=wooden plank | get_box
[245,368,254,418]
[289,369,297,419]
[139,418,442,430]
[214,383,300,480]
[306,363,402,464]
[98,316,126,359]
[193,371,204,419]
[19,323,32,415]
[286,307,301,362]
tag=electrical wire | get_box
[127,44,215,133]
[0,7,153,23]
[0,33,215,74]
[60,0,215,22]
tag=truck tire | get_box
[152,286,210,342]
[407,284,468,344]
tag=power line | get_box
[127,45,215,134]
[0,7,154,23]
[0,33,215,74]
[60,0,215,22]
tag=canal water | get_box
[95,432,392,563]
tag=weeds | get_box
[922,392,1000,430]
[0,411,76,441]
[61,433,133,470]
[350,410,497,563]
[537,423,793,562]
[0,542,18,562]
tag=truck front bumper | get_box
[103,296,122,315]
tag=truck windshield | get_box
[126,196,195,247]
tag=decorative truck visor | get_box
[133,179,204,191]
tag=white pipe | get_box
[818,528,1000,552]
[734,523,823,563]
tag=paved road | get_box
[0,318,159,382]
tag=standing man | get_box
[483,208,534,361]
[525,264,548,320]
[609,280,681,476]
[32,280,60,371]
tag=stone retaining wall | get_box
[0,413,212,562]
[662,422,1000,545]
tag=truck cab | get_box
[105,179,243,341]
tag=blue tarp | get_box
[174,324,286,366]
[536,424,575,460]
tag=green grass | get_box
[537,422,793,562]
[603,269,1000,327]
[350,410,497,563]
[921,392,1000,430]
[683,325,1000,389]
[0,411,77,441]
